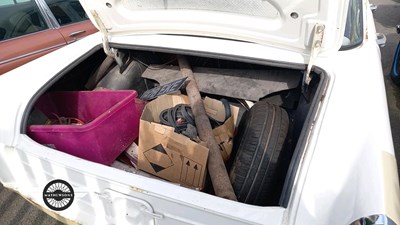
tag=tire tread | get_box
[229,101,289,205]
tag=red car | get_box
[0,0,97,74]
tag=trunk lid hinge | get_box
[302,23,325,96]
[91,11,128,73]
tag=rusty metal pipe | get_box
[177,55,237,201]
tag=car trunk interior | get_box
[23,45,326,207]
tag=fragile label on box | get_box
[139,122,208,188]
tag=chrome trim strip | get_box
[0,43,66,65]
[35,0,61,29]
[1,29,50,42]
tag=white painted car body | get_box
[0,0,399,224]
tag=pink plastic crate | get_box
[27,90,145,165]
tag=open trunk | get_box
[24,45,326,208]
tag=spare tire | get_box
[229,101,289,205]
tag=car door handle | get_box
[69,30,86,37]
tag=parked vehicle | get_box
[0,0,97,74]
[390,25,400,86]
[0,0,399,225]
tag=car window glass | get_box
[0,0,30,6]
[0,1,49,41]
[44,0,88,26]
[340,0,363,50]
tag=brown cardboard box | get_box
[203,97,239,161]
[138,94,238,189]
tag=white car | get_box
[0,0,399,224]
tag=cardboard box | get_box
[203,97,239,162]
[138,94,238,189]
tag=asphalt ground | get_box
[1,1,400,224]
[0,184,63,225]
[371,0,400,177]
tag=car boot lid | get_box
[80,0,348,56]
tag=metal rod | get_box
[177,55,237,201]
